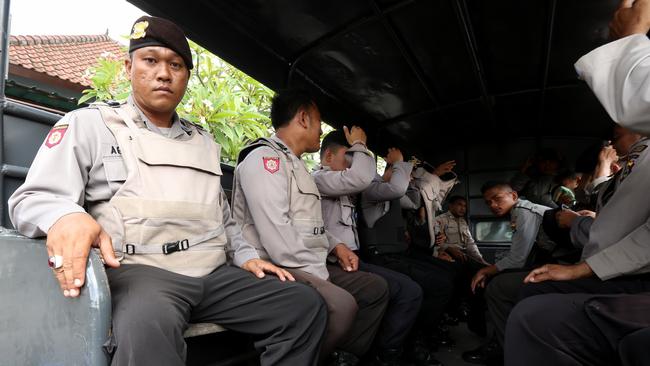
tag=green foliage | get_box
[81,40,331,168]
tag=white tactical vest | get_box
[232,137,330,279]
[89,103,228,277]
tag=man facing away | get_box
[313,130,426,365]
[9,16,327,366]
[232,89,389,365]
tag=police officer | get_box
[313,130,424,365]
[358,147,457,364]
[434,196,486,264]
[9,16,327,366]
[462,181,554,364]
[506,132,650,365]
[232,89,389,364]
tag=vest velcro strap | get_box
[124,226,224,255]
[313,226,325,235]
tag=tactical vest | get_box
[358,198,408,255]
[88,102,228,277]
[232,137,330,279]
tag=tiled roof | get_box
[9,34,126,87]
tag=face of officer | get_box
[483,186,517,217]
[126,46,189,126]
[449,199,467,218]
[612,126,642,156]
[300,104,323,154]
[324,145,350,171]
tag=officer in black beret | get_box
[9,15,327,366]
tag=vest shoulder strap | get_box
[237,137,291,166]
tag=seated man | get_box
[358,147,457,363]
[506,0,650,356]
[232,89,389,365]
[434,196,487,265]
[463,181,553,365]
[8,16,327,366]
[313,130,424,365]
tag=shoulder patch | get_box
[45,124,69,148]
[263,157,280,174]
[630,144,648,154]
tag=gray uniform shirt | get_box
[312,143,375,251]
[495,199,551,271]
[581,138,650,280]
[234,135,339,280]
[8,97,259,267]
[361,161,413,228]
[575,34,650,135]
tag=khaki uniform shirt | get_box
[434,211,484,262]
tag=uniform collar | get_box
[127,95,189,139]
[269,134,296,157]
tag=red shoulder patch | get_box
[263,157,280,174]
[45,125,69,148]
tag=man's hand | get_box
[433,160,456,176]
[610,0,650,40]
[524,262,594,284]
[332,243,359,272]
[343,125,367,146]
[46,212,120,298]
[385,148,404,165]
[434,232,447,245]
[436,251,455,262]
[446,246,467,262]
[595,145,618,178]
[556,209,580,229]
[242,259,295,281]
[471,265,498,293]
[577,210,596,218]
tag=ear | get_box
[511,191,519,201]
[124,57,133,81]
[323,148,333,163]
[297,108,310,129]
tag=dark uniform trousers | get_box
[504,274,650,366]
[364,252,458,334]
[106,264,327,366]
[358,261,423,349]
[287,264,390,357]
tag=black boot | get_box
[329,350,360,366]
[405,340,443,366]
[461,337,502,365]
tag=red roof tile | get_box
[9,34,126,87]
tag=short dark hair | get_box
[320,130,349,160]
[270,89,317,130]
[481,181,513,195]
[447,195,466,204]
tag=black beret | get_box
[128,16,193,70]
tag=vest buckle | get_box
[162,239,190,255]
[125,244,135,255]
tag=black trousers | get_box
[364,251,458,333]
[359,261,423,349]
[506,293,650,366]
[504,274,650,366]
[106,264,327,366]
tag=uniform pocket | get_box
[103,156,127,182]
[339,197,355,226]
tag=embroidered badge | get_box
[263,157,280,174]
[44,125,69,148]
[630,144,648,154]
[130,21,149,40]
